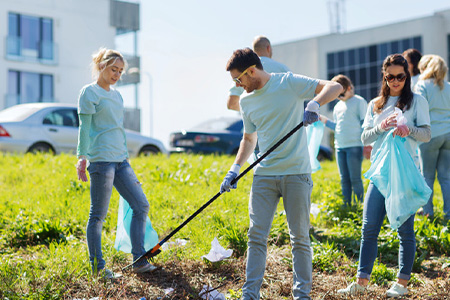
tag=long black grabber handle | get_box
[122,122,305,271]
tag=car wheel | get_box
[138,145,160,156]
[28,142,53,154]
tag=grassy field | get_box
[0,153,449,299]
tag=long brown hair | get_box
[373,54,413,113]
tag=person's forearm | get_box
[325,120,336,131]
[234,135,257,166]
[408,125,431,143]
[314,81,343,107]
[361,125,385,146]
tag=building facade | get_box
[273,8,450,148]
[1,0,141,130]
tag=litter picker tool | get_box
[122,122,305,271]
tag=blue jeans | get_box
[242,174,313,300]
[357,182,416,281]
[87,160,150,272]
[336,146,364,204]
[419,132,450,220]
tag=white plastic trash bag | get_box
[199,285,226,300]
[201,237,233,262]
[306,121,324,173]
[114,196,159,253]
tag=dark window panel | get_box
[349,69,356,84]
[401,38,411,52]
[338,51,345,69]
[379,43,388,61]
[348,49,356,66]
[360,68,367,85]
[391,40,399,54]
[370,65,380,83]
[369,45,377,62]
[327,53,335,70]
[413,36,422,52]
[370,87,379,100]
[358,47,366,65]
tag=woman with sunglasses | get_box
[338,54,431,297]
[319,74,367,206]
[415,54,450,221]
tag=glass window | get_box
[401,38,411,52]
[43,109,78,127]
[40,18,53,59]
[379,43,388,61]
[21,15,40,56]
[370,65,380,83]
[370,87,379,100]
[337,51,345,69]
[41,74,53,101]
[358,47,366,65]
[348,49,356,66]
[8,13,18,36]
[327,53,335,70]
[369,45,377,62]
[349,69,356,84]
[391,40,399,54]
[413,36,422,52]
[359,68,367,85]
[20,72,40,103]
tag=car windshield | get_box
[191,118,241,131]
[0,105,41,122]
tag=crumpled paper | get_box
[310,203,320,217]
[201,237,233,262]
[161,238,189,250]
[199,285,226,300]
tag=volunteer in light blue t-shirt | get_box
[220,48,343,300]
[320,74,367,205]
[415,54,450,220]
[338,54,431,298]
[76,48,156,278]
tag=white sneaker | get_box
[132,263,158,274]
[337,282,367,295]
[386,282,408,298]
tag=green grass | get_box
[0,152,448,298]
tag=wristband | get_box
[313,100,320,107]
[230,164,241,174]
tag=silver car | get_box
[0,103,167,156]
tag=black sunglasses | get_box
[385,73,407,83]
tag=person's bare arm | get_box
[234,132,257,166]
[227,95,240,112]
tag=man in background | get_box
[227,35,290,111]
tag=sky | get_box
[116,0,450,148]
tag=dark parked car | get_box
[169,117,333,160]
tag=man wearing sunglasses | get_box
[226,36,290,112]
[220,48,343,300]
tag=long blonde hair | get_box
[419,54,448,90]
[91,47,127,79]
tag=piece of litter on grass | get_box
[163,287,174,295]
[201,237,233,262]
[199,285,226,300]
[161,238,189,250]
[310,203,320,217]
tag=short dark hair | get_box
[226,48,263,72]
[331,74,353,91]
[402,48,422,76]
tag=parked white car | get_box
[0,103,167,156]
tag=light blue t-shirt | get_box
[77,83,128,162]
[414,78,450,138]
[363,94,430,165]
[332,94,367,148]
[229,56,291,96]
[240,72,319,175]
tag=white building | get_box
[273,8,450,148]
[0,0,141,129]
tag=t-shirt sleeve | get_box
[241,110,256,134]
[78,86,97,115]
[77,114,92,157]
[287,73,319,100]
[229,83,245,96]
[362,100,375,129]
[414,94,431,127]
[359,98,368,121]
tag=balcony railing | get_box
[5,36,58,64]
[4,94,55,108]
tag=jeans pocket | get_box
[88,162,112,175]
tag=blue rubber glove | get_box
[303,100,320,126]
[220,164,240,193]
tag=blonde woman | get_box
[76,48,156,278]
[415,54,450,221]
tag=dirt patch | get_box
[67,246,450,299]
